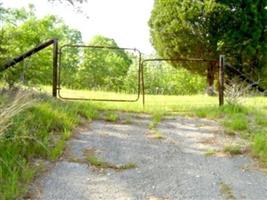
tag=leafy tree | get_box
[140,61,205,95]
[217,0,267,88]
[0,5,82,87]
[78,35,132,91]
[149,0,267,94]
[0,5,33,66]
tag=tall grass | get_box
[0,91,34,136]
[0,89,99,200]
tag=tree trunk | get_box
[206,61,216,96]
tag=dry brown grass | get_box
[0,90,35,137]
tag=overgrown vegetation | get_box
[103,111,119,122]
[223,145,243,156]
[0,89,98,200]
[194,104,267,163]
[86,155,136,170]
[148,111,164,129]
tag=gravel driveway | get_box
[30,113,267,200]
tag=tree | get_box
[0,5,82,86]
[78,35,132,91]
[217,0,267,88]
[0,4,33,66]
[149,0,267,94]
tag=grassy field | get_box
[58,87,266,113]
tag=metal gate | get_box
[0,39,225,106]
[58,44,143,102]
[141,56,225,106]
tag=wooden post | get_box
[219,55,225,106]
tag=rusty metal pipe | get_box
[1,39,57,71]
[0,38,59,97]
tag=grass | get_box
[252,131,267,163]
[205,149,217,156]
[103,111,119,122]
[0,89,99,200]
[223,145,243,155]
[223,113,248,131]
[86,155,136,170]
[148,111,164,129]
[219,182,236,200]
[86,155,110,168]
[147,129,165,140]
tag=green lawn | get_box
[56,86,218,112]
[57,87,266,114]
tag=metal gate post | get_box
[141,61,145,108]
[52,39,58,97]
[219,55,225,106]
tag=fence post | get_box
[141,61,145,108]
[52,39,58,98]
[219,55,225,106]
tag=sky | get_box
[1,0,155,54]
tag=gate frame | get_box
[141,56,225,107]
[58,44,143,102]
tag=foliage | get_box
[149,0,267,90]
[224,79,252,106]
[141,61,206,95]
[77,35,132,91]
[223,144,243,155]
[149,0,223,72]
[0,90,98,200]
[0,5,82,87]
[1,5,207,95]
[86,155,136,170]
[252,131,267,163]
[148,111,164,129]
[123,58,206,95]
[103,111,119,122]
[218,0,267,88]
[0,89,34,136]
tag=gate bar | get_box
[0,38,59,97]
[58,44,142,102]
[141,57,219,106]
